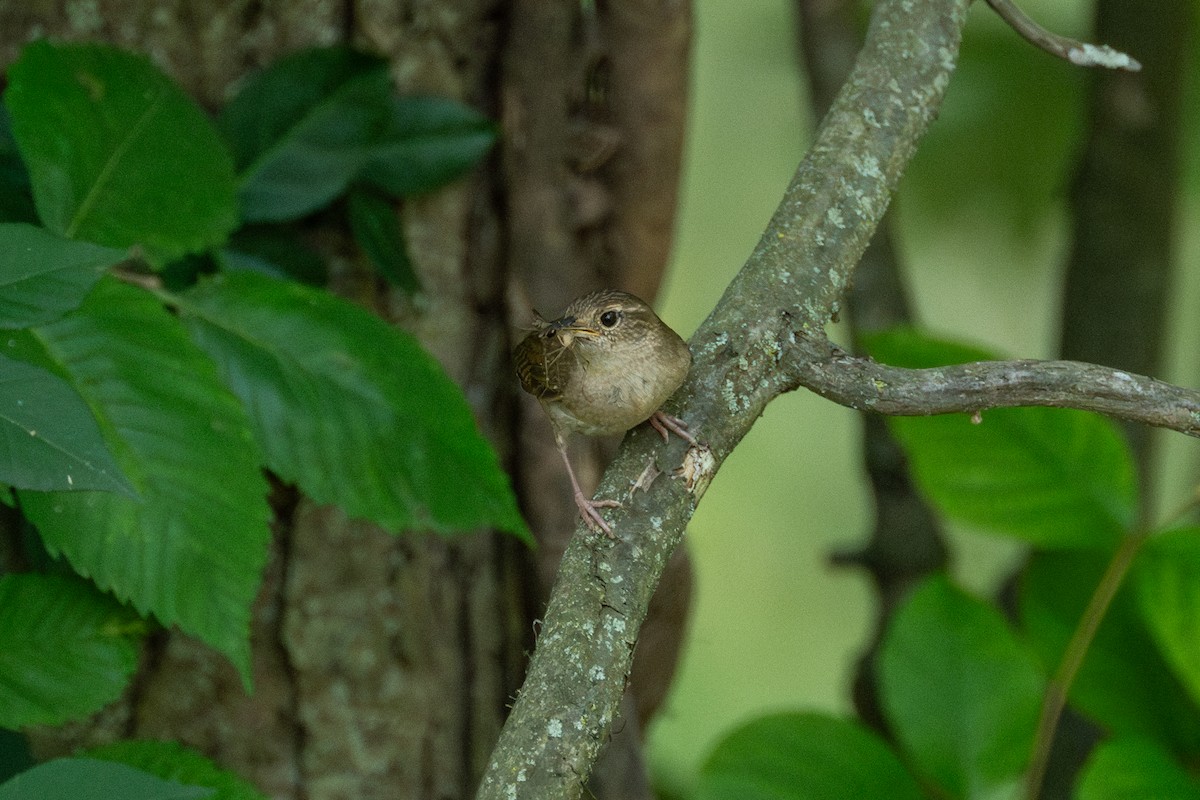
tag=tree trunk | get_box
[1,2,690,798]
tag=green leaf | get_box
[879,575,1043,799]
[1077,737,1200,800]
[695,712,924,800]
[4,41,237,263]
[0,573,142,728]
[1019,550,1200,752]
[346,188,419,292]
[0,107,37,225]
[0,352,133,494]
[217,226,327,286]
[174,270,530,541]
[0,223,126,328]
[361,96,496,197]
[864,328,1137,549]
[220,47,392,222]
[15,278,272,684]
[0,758,212,800]
[87,740,267,800]
[1134,527,1200,707]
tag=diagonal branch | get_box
[477,0,972,796]
[785,333,1200,436]
[477,0,1197,796]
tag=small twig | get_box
[111,265,164,291]
[1022,492,1200,799]
[1021,531,1145,800]
[985,0,1141,71]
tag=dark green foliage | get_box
[0,757,213,800]
[87,740,268,800]
[699,328,1200,798]
[696,713,925,800]
[0,38,515,737]
[4,41,238,264]
[0,574,141,728]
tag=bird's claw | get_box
[649,411,701,448]
[574,492,621,537]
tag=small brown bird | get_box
[514,290,696,535]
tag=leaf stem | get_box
[1022,489,1200,799]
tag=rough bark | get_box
[1059,0,1194,480]
[3,1,692,798]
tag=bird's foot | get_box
[574,491,621,537]
[649,410,701,448]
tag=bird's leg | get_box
[555,434,621,537]
[648,410,700,448]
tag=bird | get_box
[513,289,696,535]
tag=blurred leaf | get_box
[175,270,530,541]
[0,107,36,225]
[1077,737,1200,800]
[900,14,1084,233]
[3,41,237,263]
[0,223,126,328]
[0,729,33,785]
[864,328,1136,549]
[216,226,327,286]
[87,740,267,800]
[0,573,141,728]
[695,712,924,800]
[15,279,272,684]
[346,188,419,291]
[0,352,133,494]
[362,96,496,197]
[879,575,1043,799]
[1134,527,1200,707]
[220,47,391,222]
[1019,550,1200,752]
[0,758,212,800]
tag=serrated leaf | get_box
[864,327,1137,549]
[3,41,237,263]
[15,278,272,684]
[1019,550,1200,752]
[0,352,130,492]
[1134,527,1200,707]
[220,47,392,222]
[346,188,419,292]
[0,758,212,800]
[174,270,530,541]
[361,96,496,197]
[0,223,126,328]
[879,575,1043,799]
[1077,737,1200,800]
[87,740,267,800]
[0,352,133,494]
[696,712,924,800]
[0,573,142,728]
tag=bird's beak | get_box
[544,315,600,346]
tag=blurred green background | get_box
[647,0,1200,795]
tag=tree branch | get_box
[785,334,1200,437]
[477,0,1200,796]
[984,0,1141,71]
[477,0,972,796]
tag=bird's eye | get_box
[599,310,621,328]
